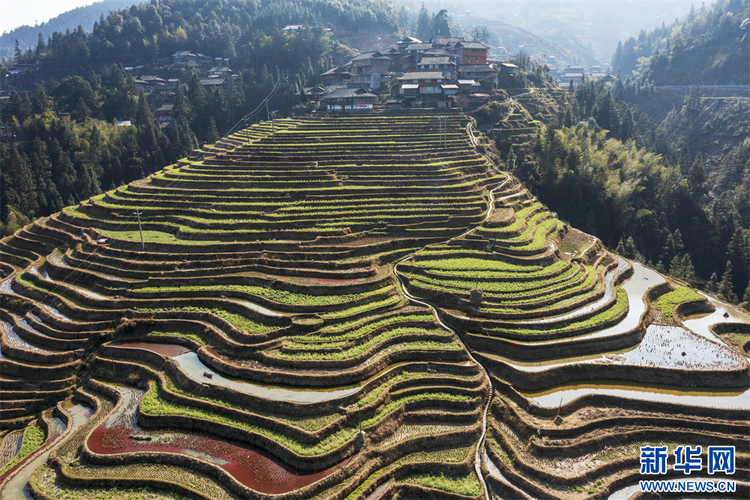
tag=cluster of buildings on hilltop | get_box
[556,65,613,87]
[303,36,519,112]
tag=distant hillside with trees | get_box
[612,0,750,84]
[0,0,140,60]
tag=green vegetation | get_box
[404,265,581,295]
[402,472,482,497]
[160,376,337,432]
[414,258,537,272]
[359,392,473,428]
[99,230,222,245]
[289,314,434,345]
[273,327,455,360]
[653,286,704,319]
[320,295,402,320]
[134,306,275,334]
[148,331,206,346]
[31,464,191,500]
[357,372,431,408]
[492,288,628,336]
[337,447,473,500]
[0,423,46,475]
[135,284,393,307]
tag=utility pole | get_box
[444,116,448,149]
[134,210,145,251]
[266,100,274,140]
[437,116,443,147]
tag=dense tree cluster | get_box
[612,0,750,85]
[0,65,196,235]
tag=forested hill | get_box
[611,0,750,84]
[8,0,402,78]
[0,0,140,60]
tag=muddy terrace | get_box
[0,112,747,499]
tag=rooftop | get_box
[418,57,454,66]
[324,87,378,99]
[404,43,433,51]
[352,51,390,61]
[455,41,488,49]
[399,72,445,80]
[431,37,464,45]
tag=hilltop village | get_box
[305,35,506,111]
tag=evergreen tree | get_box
[31,82,50,115]
[35,33,46,58]
[680,254,696,282]
[432,10,451,37]
[73,97,90,122]
[416,3,432,41]
[206,117,220,143]
[718,260,737,303]
[669,254,683,277]
[704,273,719,294]
[726,229,749,298]
[688,152,707,197]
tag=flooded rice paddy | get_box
[522,381,750,410]
[87,384,343,494]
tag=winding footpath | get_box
[393,175,510,499]
[0,403,92,500]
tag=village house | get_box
[391,42,432,72]
[208,65,233,79]
[457,79,481,93]
[396,37,422,52]
[430,37,464,49]
[397,71,446,96]
[321,66,351,86]
[403,43,433,58]
[7,62,35,75]
[300,85,328,107]
[171,51,214,67]
[499,63,518,77]
[417,56,457,79]
[154,104,174,129]
[322,87,379,112]
[441,84,459,96]
[560,65,585,86]
[350,51,391,90]
[451,41,489,66]
[200,77,230,88]
[134,75,174,93]
[458,64,497,89]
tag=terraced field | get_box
[0,111,747,500]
